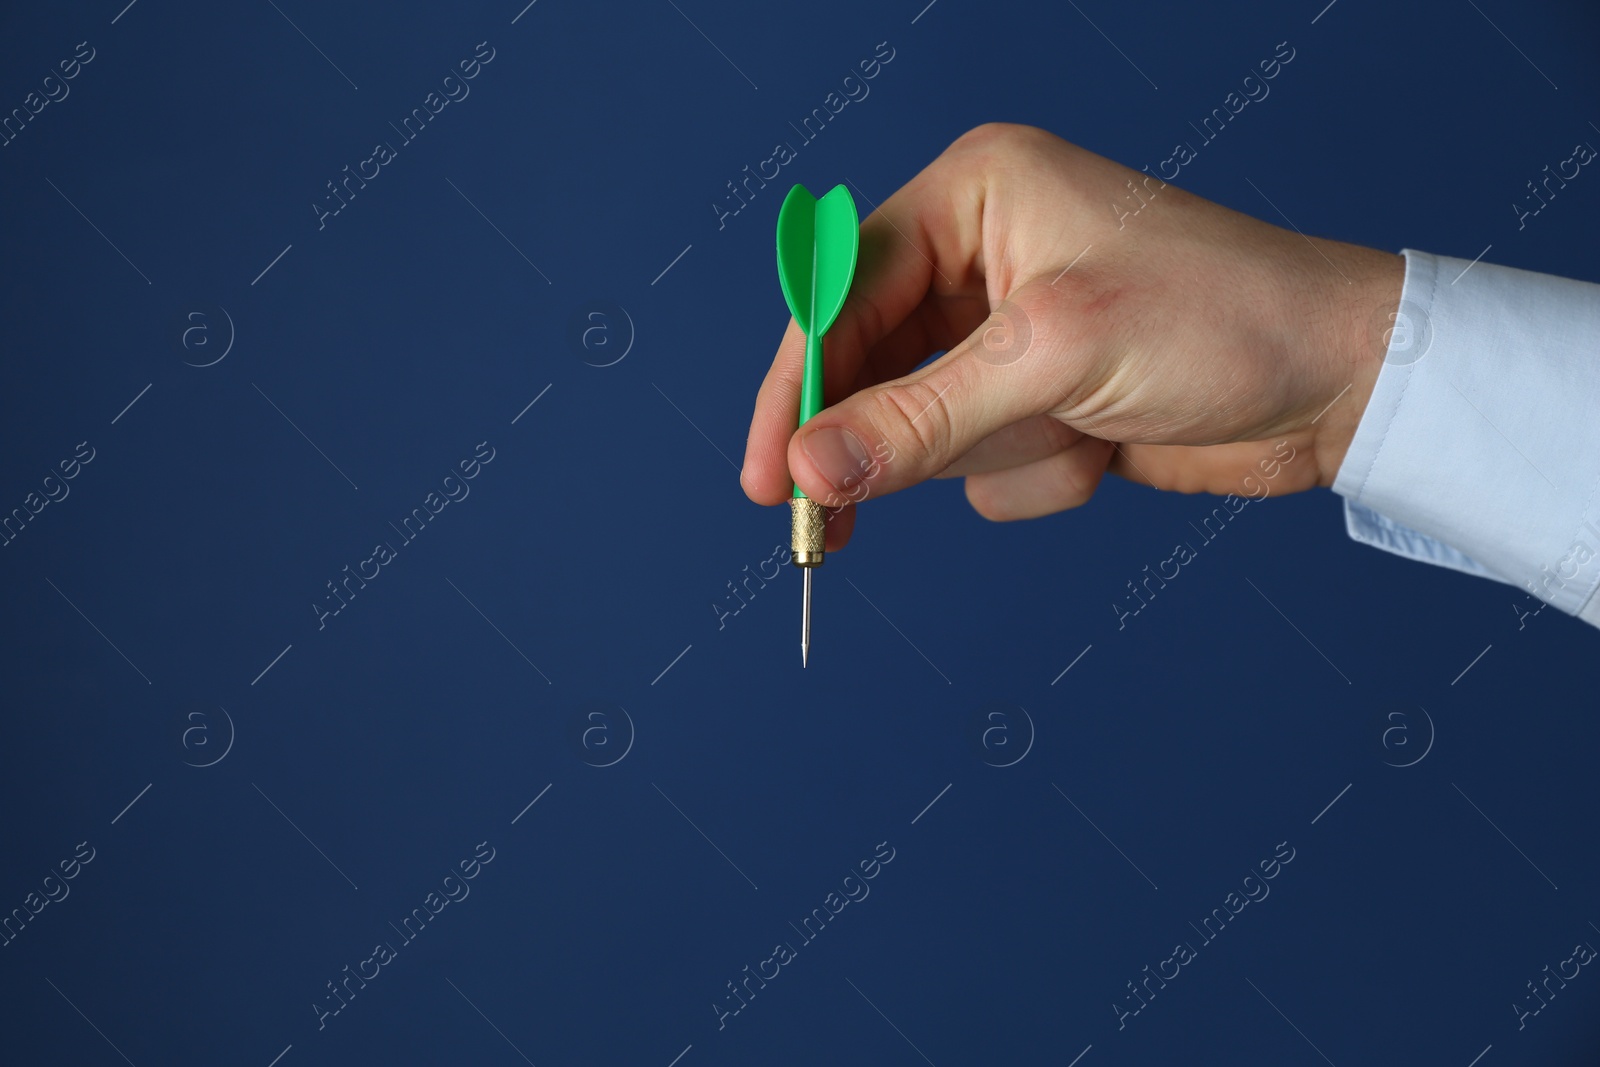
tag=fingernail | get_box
[801,427,871,494]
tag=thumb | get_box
[788,285,1069,507]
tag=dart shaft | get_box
[793,330,825,499]
[793,327,827,665]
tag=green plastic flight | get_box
[775,183,859,499]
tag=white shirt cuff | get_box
[1332,248,1600,620]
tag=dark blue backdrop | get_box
[3,0,1598,1063]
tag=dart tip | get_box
[800,565,813,669]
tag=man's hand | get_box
[740,123,1404,550]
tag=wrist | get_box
[1308,246,1406,488]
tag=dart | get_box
[774,183,860,667]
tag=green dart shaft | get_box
[775,183,859,667]
[796,330,825,468]
[796,329,826,666]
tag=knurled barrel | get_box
[789,497,825,567]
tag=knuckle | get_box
[953,122,1043,153]
[872,378,955,463]
[944,124,1049,184]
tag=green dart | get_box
[775,183,860,668]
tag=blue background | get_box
[2,0,1598,1063]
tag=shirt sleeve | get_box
[1332,248,1600,628]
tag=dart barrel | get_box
[789,497,826,567]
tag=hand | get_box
[739,123,1404,550]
